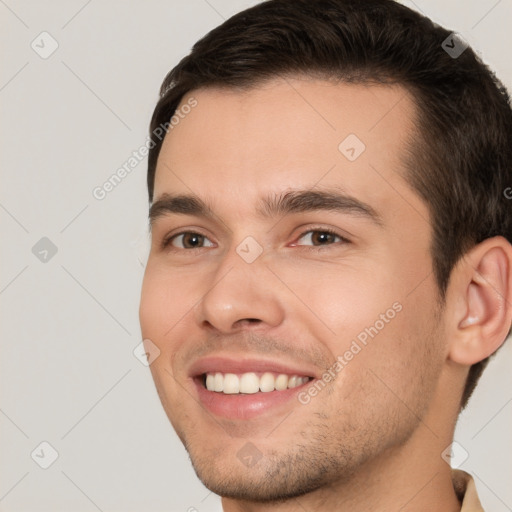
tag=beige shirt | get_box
[453,470,484,511]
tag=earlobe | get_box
[448,237,512,366]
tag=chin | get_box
[186,442,354,503]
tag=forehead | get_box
[153,77,427,227]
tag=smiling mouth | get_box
[201,371,313,394]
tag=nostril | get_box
[239,318,262,326]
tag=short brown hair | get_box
[146,0,512,408]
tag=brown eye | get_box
[296,230,343,246]
[169,232,214,249]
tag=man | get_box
[139,0,512,510]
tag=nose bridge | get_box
[195,242,284,332]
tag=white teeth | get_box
[223,373,240,394]
[259,372,275,392]
[214,372,223,392]
[275,374,288,391]
[206,373,215,391]
[285,375,307,389]
[239,372,260,394]
[204,372,310,394]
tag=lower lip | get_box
[193,377,312,420]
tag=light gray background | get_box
[1,1,511,511]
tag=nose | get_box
[194,250,285,334]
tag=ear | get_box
[446,236,512,365]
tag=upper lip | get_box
[188,355,321,379]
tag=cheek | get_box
[139,269,168,339]
[336,277,444,408]
[139,264,198,338]
[139,268,186,370]
[139,263,215,388]
[285,254,439,382]
[280,258,398,343]
[139,269,192,413]
[319,301,442,442]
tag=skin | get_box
[139,77,512,511]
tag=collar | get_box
[452,470,484,511]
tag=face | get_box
[139,77,447,501]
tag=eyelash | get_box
[160,227,350,251]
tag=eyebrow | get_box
[149,189,383,227]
